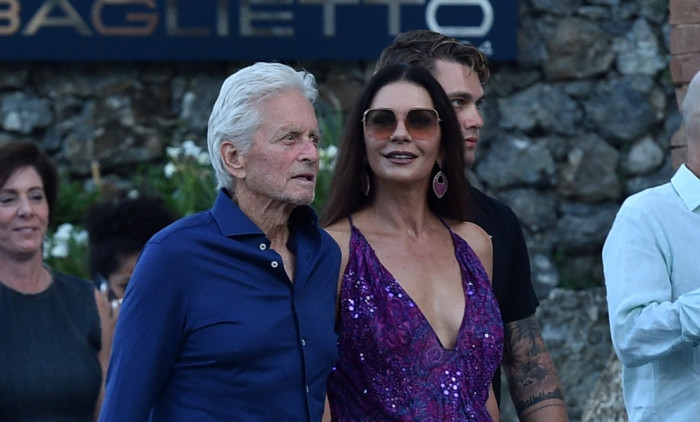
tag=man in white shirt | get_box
[603,69,700,422]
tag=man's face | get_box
[433,60,484,166]
[235,89,320,206]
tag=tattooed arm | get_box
[502,314,568,422]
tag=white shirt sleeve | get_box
[603,203,700,368]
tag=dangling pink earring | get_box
[432,163,448,199]
[361,169,371,196]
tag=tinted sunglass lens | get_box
[407,109,438,128]
[368,110,396,128]
[407,109,438,137]
[364,109,439,138]
[366,110,397,137]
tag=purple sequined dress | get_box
[327,218,504,421]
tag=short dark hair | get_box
[376,29,490,84]
[320,63,471,227]
[0,142,58,223]
[85,195,176,279]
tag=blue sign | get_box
[0,0,518,61]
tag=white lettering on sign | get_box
[93,0,158,36]
[23,0,92,35]
[426,0,493,38]
[0,0,498,40]
[240,0,294,37]
[298,0,358,37]
[0,0,20,35]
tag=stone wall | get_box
[670,0,700,104]
[0,1,691,421]
[0,0,678,299]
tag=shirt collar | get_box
[210,188,319,237]
[671,164,700,212]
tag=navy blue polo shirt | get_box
[99,190,340,422]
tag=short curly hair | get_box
[85,195,176,279]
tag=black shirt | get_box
[468,186,540,405]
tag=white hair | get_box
[207,62,318,191]
[681,70,700,144]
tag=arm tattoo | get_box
[502,315,566,416]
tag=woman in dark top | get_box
[0,141,111,421]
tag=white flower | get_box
[54,223,74,242]
[197,151,211,165]
[182,140,202,158]
[165,146,181,159]
[73,229,88,245]
[164,162,177,178]
[50,243,69,258]
[47,225,72,258]
[325,144,338,158]
[44,223,87,259]
[319,144,338,171]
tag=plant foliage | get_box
[45,113,343,279]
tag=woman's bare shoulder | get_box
[323,218,352,251]
[323,218,352,290]
[324,218,350,237]
[447,218,494,280]
[446,219,492,250]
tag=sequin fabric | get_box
[327,218,504,421]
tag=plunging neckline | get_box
[347,219,469,351]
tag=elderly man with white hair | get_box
[99,62,340,422]
[603,69,700,422]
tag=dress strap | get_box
[437,216,454,233]
[347,215,357,230]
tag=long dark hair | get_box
[321,63,471,226]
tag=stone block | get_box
[580,353,628,422]
[670,53,700,84]
[670,0,700,25]
[670,24,700,54]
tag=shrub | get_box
[45,113,343,279]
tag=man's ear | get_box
[221,140,245,179]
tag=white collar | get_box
[671,164,700,212]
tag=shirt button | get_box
[301,338,306,346]
[305,386,309,393]
[259,243,267,250]
[271,261,279,268]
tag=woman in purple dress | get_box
[321,63,503,421]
